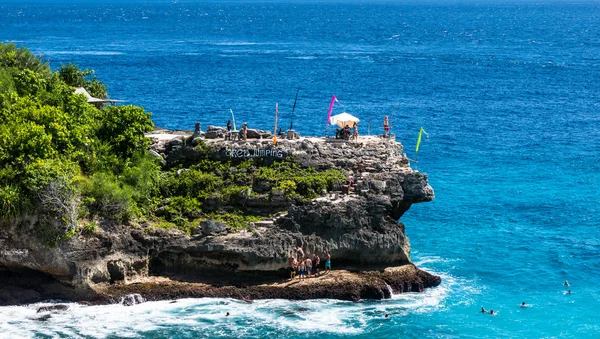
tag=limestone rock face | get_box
[144,137,433,274]
[205,126,226,139]
[199,220,227,236]
[0,135,436,305]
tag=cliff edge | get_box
[0,133,439,306]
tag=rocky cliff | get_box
[0,132,438,305]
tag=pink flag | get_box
[326,95,341,125]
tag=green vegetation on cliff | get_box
[0,43,345,239]
[0,43,155,228]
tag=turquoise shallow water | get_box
[1,1,599,338]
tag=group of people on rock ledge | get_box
[334,122,359,140]
[288,247,331,280]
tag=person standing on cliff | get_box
[324,250,331,273]
[352,122,359,140]
[289,257,297,280]
[296,246,304,260]
[384,116,390,138]
[241,123,248,141]
[347,173,354,195]
[313,253,320,277]
[227,120,232,132]
[357,162,365,180]
[298,260,306,280]
[305,256,313,278]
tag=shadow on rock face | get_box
[0,267,104,307]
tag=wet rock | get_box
[34,314,52,321]
[120,293,145,306]
[36,304,69,313]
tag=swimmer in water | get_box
[481,307,488,313]
[521,302,527,307]
[384,314,389,318]
[564,280,570,287]
[566,290,572,294]
[490,310,496,316]
[226,312,230,317]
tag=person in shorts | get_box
[383,116,390,137]
[313,253,320,277]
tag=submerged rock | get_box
[120,293,145,306]
[36,304,69,313]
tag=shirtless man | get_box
[305,257,312,278]
[296,246,304,260]
[313,253,321,277]
[288,257,297,279]
[298,261,306,280]
[324,250,331,273]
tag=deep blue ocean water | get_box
[1,1,599,338]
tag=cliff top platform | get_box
[146,128,415,175]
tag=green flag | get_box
[415,127,429,152]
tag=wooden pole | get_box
[273,103,279,145]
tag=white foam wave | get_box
[412,255,462,266]
[0,267,474,338]
[285,56,317,60]
[212,41,258,46]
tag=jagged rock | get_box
[246,129,262,139]
[120,293,145,306]
[205,130,225,139]
[36,304,69,313]
[191,225,203,236]
[200,220,227,236]
[205,126,227,139]
[0,136,437,305]
[207,125,225,131]
[107,260,126,282]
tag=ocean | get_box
[1,1,599,338]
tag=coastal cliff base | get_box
[97,264,441,303]
[0,136,440,306]
[0,265,440,306]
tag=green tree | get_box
[96,105,154,161]
[58,63,107,99]
[0,43,49,74]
